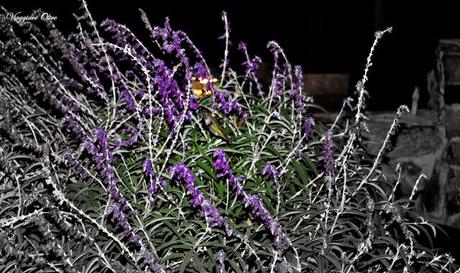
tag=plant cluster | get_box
[0,2,458,272]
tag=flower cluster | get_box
[170,163,233,236]
[214,90,246,120]
[82,128,140,243]
[213,149,245,196]
[138,248,163,272]
[194,62,210,80]
[263,163,279,180]
[101,19,155,69]
[103,18,199,127]
[263,163,280,190]
[238,42,263,95]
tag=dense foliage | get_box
[0,2,458,272]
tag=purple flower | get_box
[216,250,227,272]
[143,158,154,176]
[143,158,165,205]
[90,128,135,220]
[62,150,90,180]
[149,18,171,40]
[142,107,162,117]
[263,163,279,180]
[293,65,304,94]
[115,127,141,151]
[122,127,139,147]
[195,62,209,79]
[243,195,289,252]
[139,249,161,271]
[213,150,245,197]
[216,250,226,264]
[302,117,316,139]
[122,90,137,112]
[291,65,305,113]
[65,116,98,156]
[170,163,233,236]
[238,42,263,95]
[65,116,86,142]
[213,150,232,178]
[272,72,284,102]
[107,202,140,246]
[263,164,280,190]
[214,90,246,119]
[101,19,154,68]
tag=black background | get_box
[2,0,460,110]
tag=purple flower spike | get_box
[238,42,263,95]
[114,127,141,152]
[291,65,305,113]
[139,249,162,272]
[213,150,232,178]
[243,195,289,253]
[107,202,140,246]
[143,158,154,176]
[272,72,284,102]
[65,116,86,142]
[170,163,233,237]
[213,150,245,197]
[213,150,290,253]
[122,127,140,147]
[143,158,165,205]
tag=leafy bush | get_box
[0,1,458,272]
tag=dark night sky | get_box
[2,0,460,110]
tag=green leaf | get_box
[192,254,207,272]
[196,160,216,179]
[301,154,318,175]
[292,160,309,185]
[179,252,193,273]
[229,260,244,273]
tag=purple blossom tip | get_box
[263,163,279,180]
[302,117,316,139]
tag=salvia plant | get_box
[0,1,458,272]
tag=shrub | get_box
[0,1,458,272]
